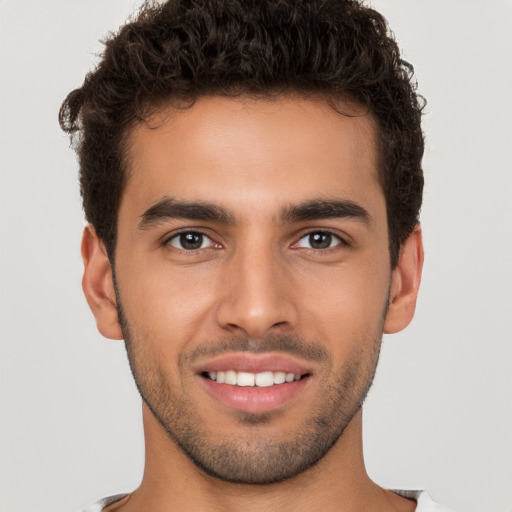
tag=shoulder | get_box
[393,490,458,512]
[79,494,129,512]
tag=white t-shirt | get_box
[80,490,455,511]
[394,490,456,511]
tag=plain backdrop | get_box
[1,1,511,511]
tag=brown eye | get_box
[297,231,343,250]
[168,231,213,250]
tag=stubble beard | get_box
[115,296,384,485]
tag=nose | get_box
[215,241,298,339]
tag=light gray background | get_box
[1,1,511,511]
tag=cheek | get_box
[117,261,219,339]
[297,263,390,344]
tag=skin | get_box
[82,96,423,512]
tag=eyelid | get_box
[163,228,221,251]
[291,229,348,250]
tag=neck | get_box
[118,405,414,512]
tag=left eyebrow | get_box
[279,199,372,225]
[138,196,235,230]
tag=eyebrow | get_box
[279,199,371,225]
[138,197,371,230]
[139,197,235,229]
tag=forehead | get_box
[122,95,381,220]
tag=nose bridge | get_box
[216,232,297,337]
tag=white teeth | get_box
[207,370,304,387]
[255,371,274,387]
[225,370,237,385]
[273,371,286,385]
[237,371,255,387]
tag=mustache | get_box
[183,334,330,365]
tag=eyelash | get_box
[163,229,347,253]
[164,230,219,252]
[292,230,346,251]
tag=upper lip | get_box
[193,353,312,376]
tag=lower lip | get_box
[200,376,310,414]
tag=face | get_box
[96,96,409,484]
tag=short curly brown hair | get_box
[59,0,425,268]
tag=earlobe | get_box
[384,225,424,334]
[81,225,123,340]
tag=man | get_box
[59,0,442,510]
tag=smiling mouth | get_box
[202,370,309,387]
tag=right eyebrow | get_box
[279,199,372,225]
[138,197,235,230]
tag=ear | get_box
[384,225,424,334]
[81,225,123,340]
